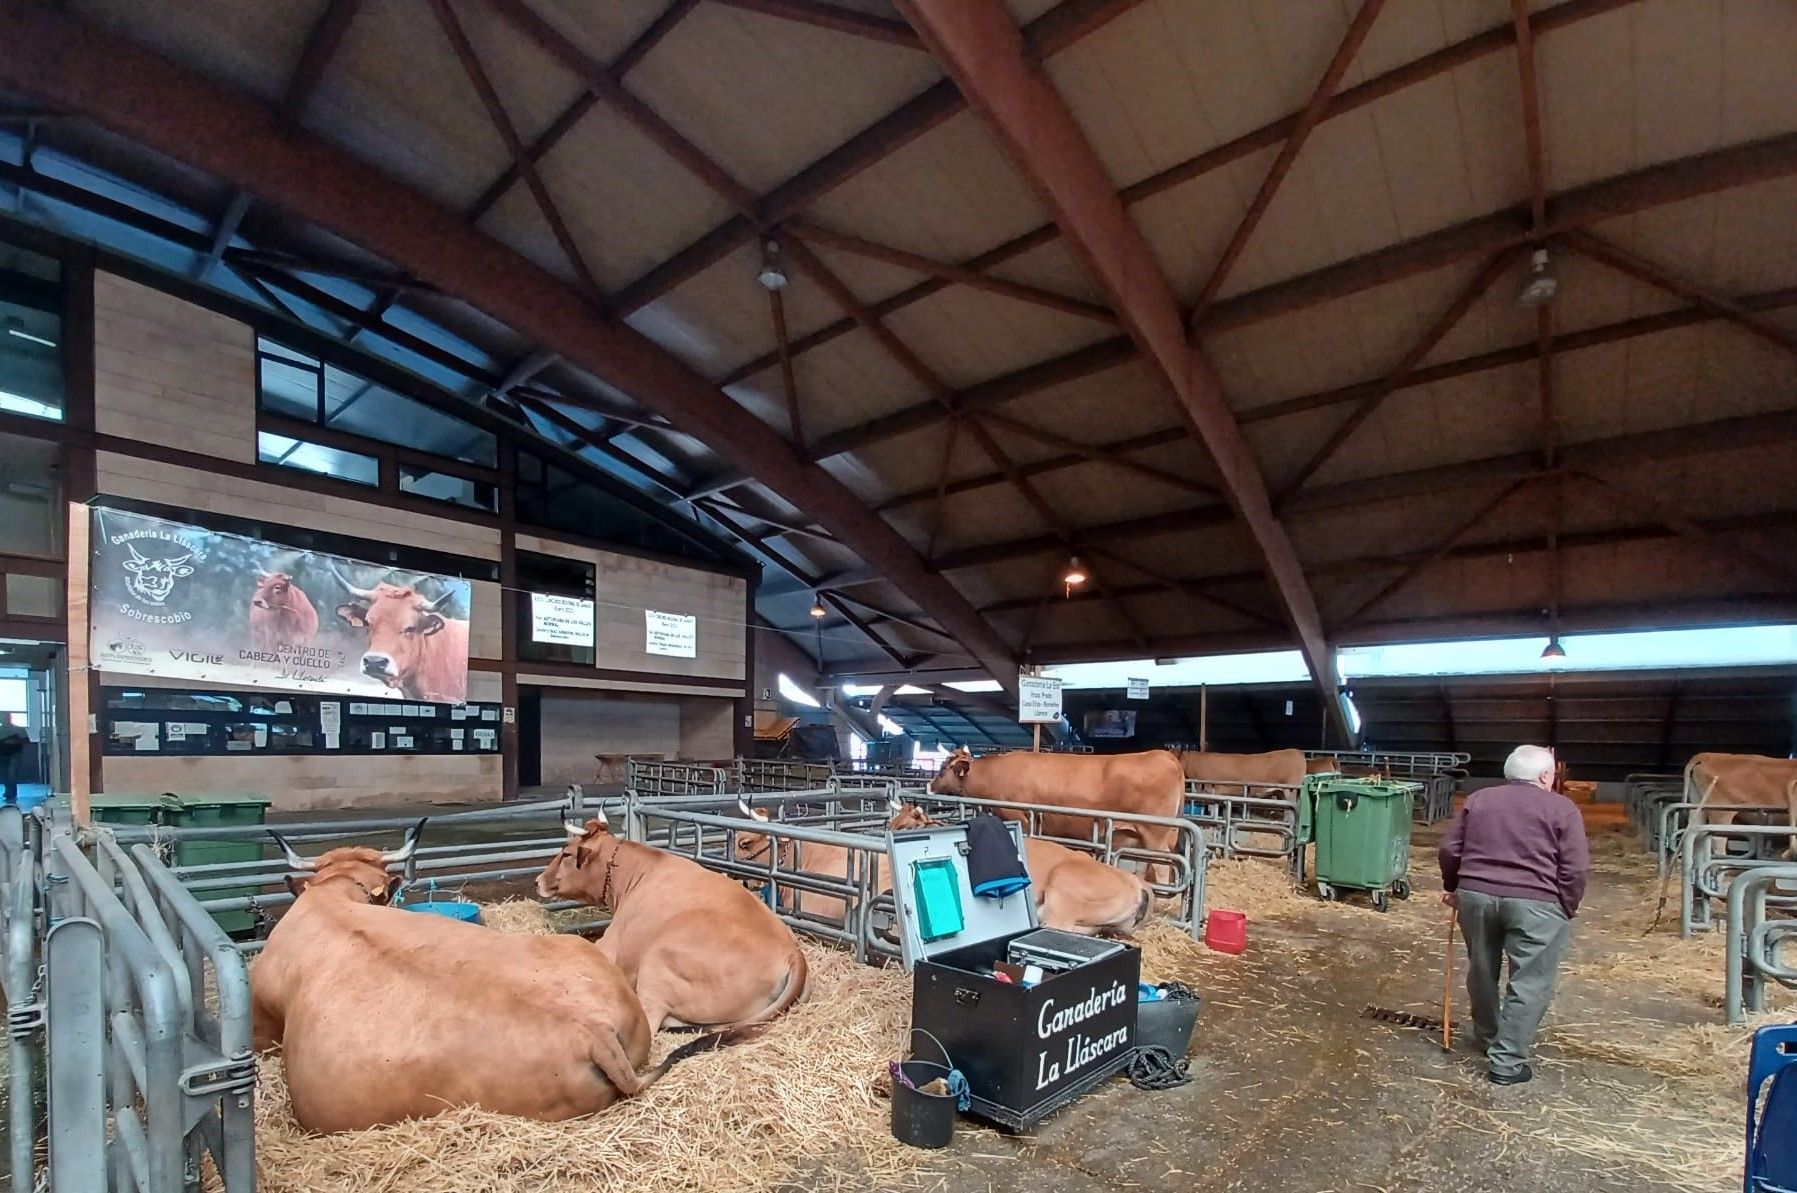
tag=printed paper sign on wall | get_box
[1017,675,1063,724]
[89,507,473,703]
[644,609,697,658]
[1126,677,1149,700]
[531,593,595,647]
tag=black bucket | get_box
[1136,992,1201,1058]
[890,1031,958,1149]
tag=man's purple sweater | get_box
[1438,781,1591,917]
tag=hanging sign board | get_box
[531,593,595,647]
[1126,677,1150,701]
[1017,675,1063,724]
[644,609,697,658]
[89,507,472,703]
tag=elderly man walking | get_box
[1439,744,1590,1085]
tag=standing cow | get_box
[333,574,469,704]
[928,747,1185,881]
[253,822,742,1132]
[249,571,318,653]
[1685,752,1797,858]
[1176,748,1308,791]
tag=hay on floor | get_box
[251,940,919,1193]
[1204,857,1313,920]
[476,899,554,935]
[1545,1008,1792,1080]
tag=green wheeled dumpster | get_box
[91,791,271,935]
[1310,778,1419,912]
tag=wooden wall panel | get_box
[93,271,255,463]
[538,689,681,785]
[515,532,745,680]
[468,579,502,659]
[103,752,502,812]
[94,452,502,562]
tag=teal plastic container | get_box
[404,901,482,924]
[91,791,271,935]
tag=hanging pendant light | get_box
[1517,247,1558,308]
[809,593,827,619]
[757,238,789,291]
[1061,556,1087,599]
[1540,636,1566,661]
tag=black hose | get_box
[1126,1045,1191,1091]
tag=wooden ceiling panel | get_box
[984,237,1111,306]
[623,2,941,194]
[307,0,523,208]
[802,110,1052,265]
[1128,147,1279,304]
[915,484,1050,560]
[1021,460,1207,529]
[1359,69,1487,242]
[1720,0,1797,146]
[512,0,679,72]
[880,284,1120,390]
[70,0,318,104]
[1000,357,1183,443]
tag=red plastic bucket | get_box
[1205,909,1247,954]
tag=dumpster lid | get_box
[887,821,1037,971]
[89,791,186,810]
[1312,778,1422,798]
[172,792,271,808]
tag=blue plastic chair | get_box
[1746,1023,1797,1192]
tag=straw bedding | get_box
[251,932,920,1193]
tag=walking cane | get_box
[1440,906,1456,1051]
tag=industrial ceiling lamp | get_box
[756,238,788,291]
[1061,556,1087,599]
[809,593,827,619]
[1516,247,1558,308]
[1540,636,1567,661]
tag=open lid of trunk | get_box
[887,821,1037,970]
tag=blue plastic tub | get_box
[403,901,482,924]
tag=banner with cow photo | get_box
[89,508,473,704]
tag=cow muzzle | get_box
[361,652,398,684]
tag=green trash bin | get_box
[91,791,271,936]
[1310,778,1419,912]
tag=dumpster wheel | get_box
[1393,878,1412,900]
[1371,890,1389,913]
[1317,880,1336,902]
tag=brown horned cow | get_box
[1176,748,1309,790]
[927,747,1185,882]
[251,822,740,1133]
[333,575,469,704]
[538,809,808,1033]
[249,571,318,653]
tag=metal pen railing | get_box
[1681,822,1797,936]
[1724,863,1797,1025]
[0,806,41,1193]
[1183,779,1305,878]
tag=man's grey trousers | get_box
[1456,889,1573,1077]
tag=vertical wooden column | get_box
[1199,684,1209,752]
[497,439,520,802]
[64,501,91,825]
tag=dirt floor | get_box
[818,821,1772,1193]
[11,804,1777,1192]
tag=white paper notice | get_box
[450,707,466,721]
[349,703,367,716]
[1018,675,1064,724]
[451,739,464,752]
[322,731,340,750]
[531,593,596,647]
[482,708,498,722]
[274,701,293,714]
[253,724,269,748]
[166,723,186,742]
[371,732,386,750]
[115,721,159,751]
[645,609,697,658]
[419,706,436,719]
[451,728,465,742]
[1126,677,1150,701]
[319,702,342,735]
[402,704,420,718]
[394,735,414,750]
[473,729,496,749]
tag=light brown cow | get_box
[252,824,736,1132]
[730,797,895,923]
[928,747,1184,880]
[538,811,808,1032]
[333,577,469,704]
[1305,755,1340,775]
[1685,752,1797,856]
[249,571,318,653]
[889,804,1152,937]
[1177,748,1308,789]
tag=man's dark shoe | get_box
[1488,1066,1532,1086]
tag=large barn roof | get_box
[4,0,1794,705]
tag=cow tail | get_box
[636,1023,771,1090]
[730,946,809,1030]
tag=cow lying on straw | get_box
[538,809,809,1033]
[253,821,741,1132]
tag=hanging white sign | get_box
[1126,677,1150,701]
[1018,675,1063,724]
[531,593,595,647]
[645,609,697,658]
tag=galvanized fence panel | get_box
[1182,780,1304,879]
[1303,750,1466,823]
[1681,822,1797,936]
[736,760,832,793]
[0,805,42,1193]
[627,759,729,798]
[1724,863,1797,1025]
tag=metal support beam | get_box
[280,0,363,125]
[0,6,1025,693]
[898,0,1347,742]
[1340,479,1535,625]
[706,0,924,49]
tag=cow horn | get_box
[266,828,317,872]
[738,796,754,817]
[887,795,902,813]
[564,819,587,836]
[379,817,428,865]
[422,587,457,612]
[592,805,609,829]
[327,562,378,600]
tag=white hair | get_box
[1503,744,1556,782]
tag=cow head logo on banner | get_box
[122,541,198,606]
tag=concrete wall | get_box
[536,688,734,785]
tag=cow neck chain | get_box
[742,832,795,872]
[597,838,624,909]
